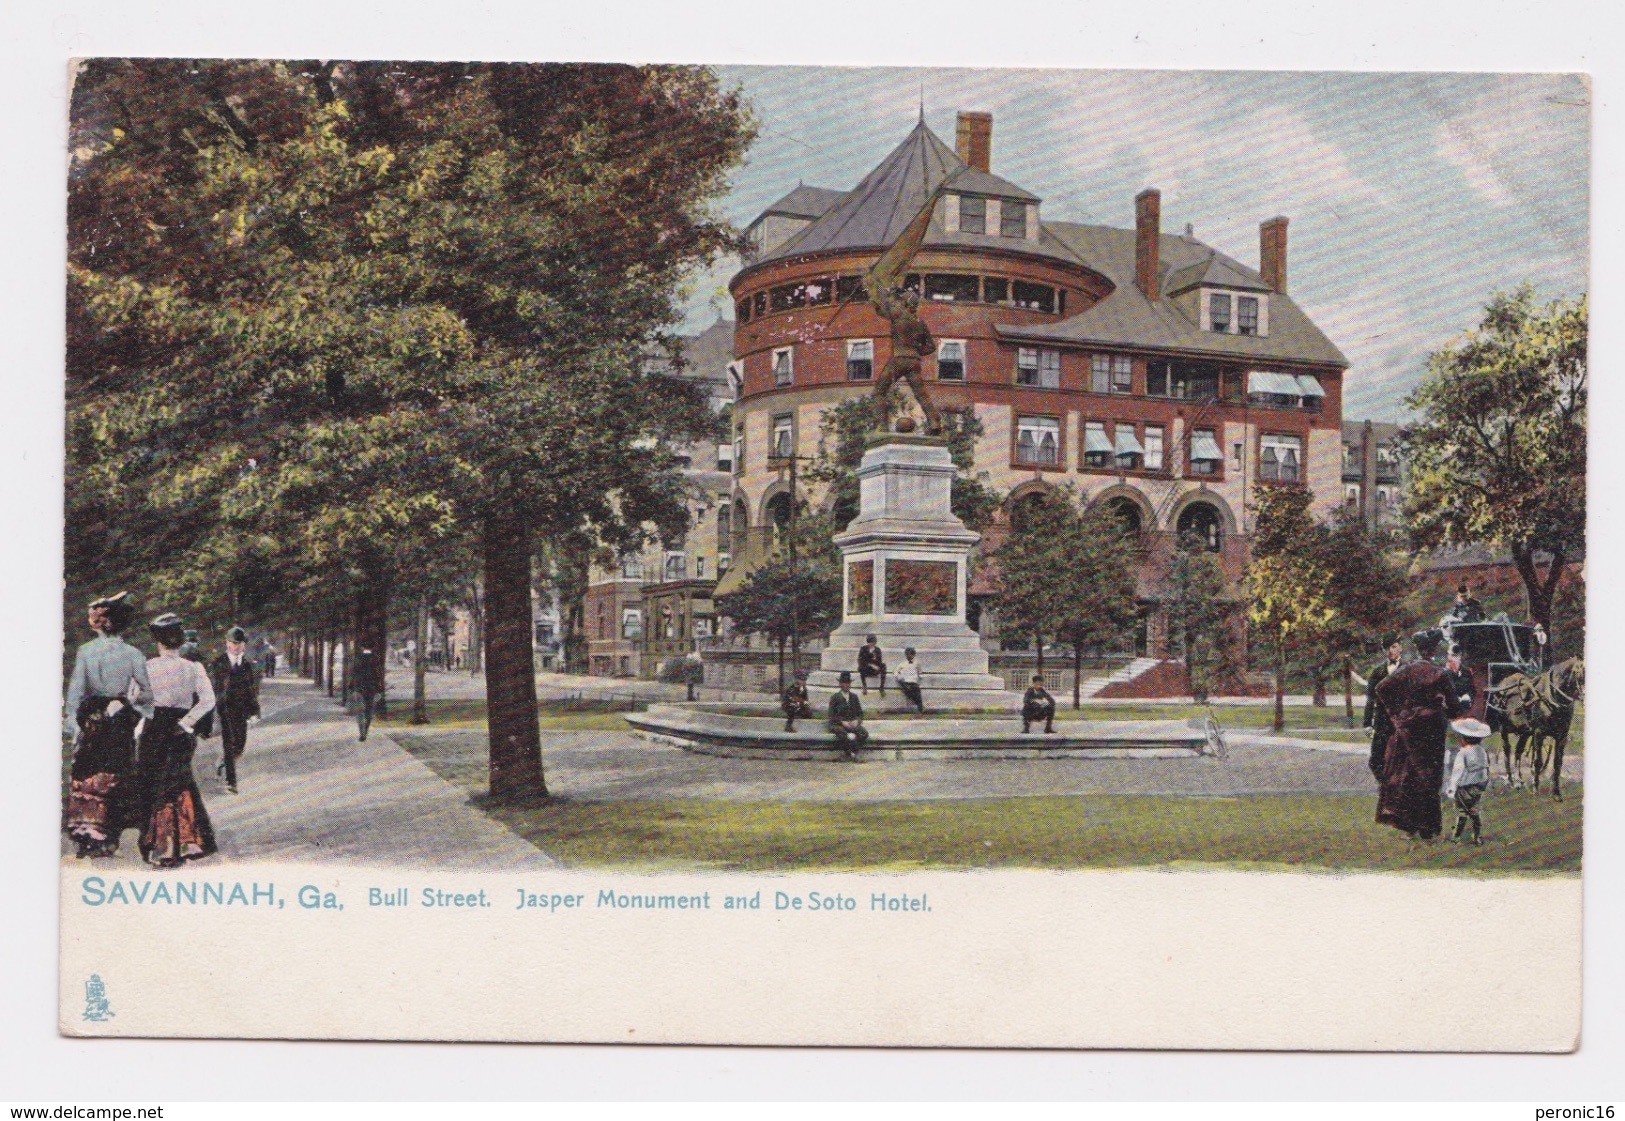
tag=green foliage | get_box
[66,60,756,657]
[806,397,1000,532]
[718,516,845,656]
[657,656,707,686]
[1246,487,1337,670]
[1164,534,1235,700]
[1401,284,1586,635]
[992,487,1137,695]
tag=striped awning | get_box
[1247,370,1303,396]
[1189,431,1224,461]
[1114,428,1145,455]
[1084,425,1114,454]
[1294,374,1326,398]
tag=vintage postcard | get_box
[59,61,1587,1048]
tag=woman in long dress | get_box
[63,592,153,858]
[1373,628,1464,840]
[137,613,218,868]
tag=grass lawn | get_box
[468,789,1580,874]
[389,720,1580,874]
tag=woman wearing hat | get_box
[1372,628,1466,840]
[63,592,154,857]
[136,613,218,867]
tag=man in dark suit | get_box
[209,626,261,794]
[781,670,814,732]
[827,671,868,760]
[352,646,384,742]
[1363,634,1404,780]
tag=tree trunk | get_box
[341,623,352,705]
[483,514,545,799]
[1073,643,1083,710]
[313,633,325,688]
[354,558,391,718]
[1034,633,1045,675]
[776,637,786,693]
[1343,656,1355,729]
[1274,650,1286,733]
[467,582,484,675]
[1512,541,1565,644]
[1311,671,1327,707]
[325,630,336,697]
[412,598,430,724]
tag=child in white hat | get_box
[1446,718,1494,845]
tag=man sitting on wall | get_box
[781,670,814,732]
[857,634,887,696]
[828,671,869,761]
[1022,674,1056,734]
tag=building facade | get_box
[1341,419,1405,527]
[582,318,736,678]
[723,112,1348,659]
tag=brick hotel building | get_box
[720,110,1349,660]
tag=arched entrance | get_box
[1176,500,1224,552]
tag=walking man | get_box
[209,626,261,794]
[827,671,869,760]
[353,645,384,742]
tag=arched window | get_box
[1009,489,1052,533]
[1105,496,1143,538]
[766,492,792,544]
[1176,502,1223,552]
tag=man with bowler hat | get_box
[827,671,869,760]
[209,626,261,793]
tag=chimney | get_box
[1260,216,1289,293]
[1135,188,1161,300]
[956,111,992,173]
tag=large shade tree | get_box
[66,60,755,796]
[1401,285,1587,640]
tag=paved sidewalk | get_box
[64,677,553,870]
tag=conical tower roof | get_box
[765,120,1043,259]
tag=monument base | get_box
[808,619,1015,711]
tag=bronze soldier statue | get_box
[849,185,947,436]
[870,284,944,436]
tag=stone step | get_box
[818,652,994,676]
[827,619,986,639]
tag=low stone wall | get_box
[988,654,1132,694]
[701,645,826,695]
[1092,661,1273,700]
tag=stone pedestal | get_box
[808,436,1014,710]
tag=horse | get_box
[1487,657,1583,800]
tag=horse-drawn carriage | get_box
[1440,616,1581,799]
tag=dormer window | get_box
[959,195,986,235]
[1201,288,1270,336]
[1237,296,1259,335]
[1000,201,1027,239]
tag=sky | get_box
[679,67,1590,422]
